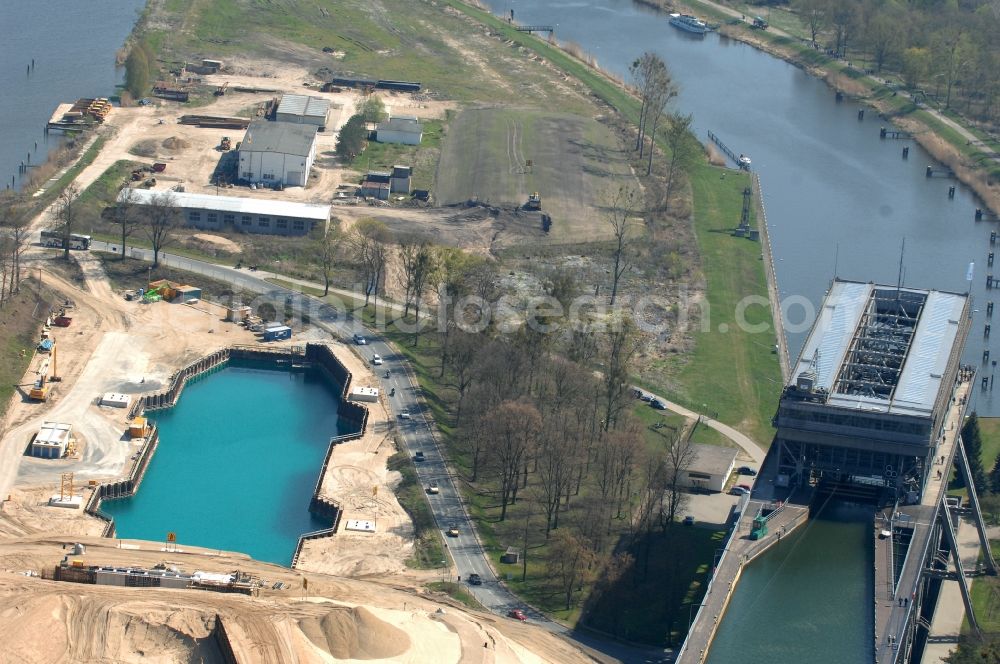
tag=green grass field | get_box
[435,108,635,243]
[641,165,780,447]
[145,0,596,114]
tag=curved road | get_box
[95,241,670,664]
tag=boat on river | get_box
[669,13,708,34]
[737,154,752,170]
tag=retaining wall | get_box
[89,342,367,567]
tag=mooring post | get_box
[948,186,956,199]
[977,208,984,221]
[902,146,909,159]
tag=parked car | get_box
[399,411,411,420]
[729,486,749,496]
[414,451,425,462]
[507,609,527,622]
[737,483,753,493]
[427,482,439,494]
[682,515,696,526]
[650,399,667,410]
[632,388,643,398]
[353,334,367,345]
[446,525,459,537]
[468,573,482,586]
[738,466,758,476]
[372,354,383,365]
[640,393,654,402]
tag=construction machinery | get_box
[29,342,58,401]
[214,81,229,96]
[524,192,542,211]
[219,136,232,151]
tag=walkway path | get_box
[636,389,767,465]
[922,522,997,663]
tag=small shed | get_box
[263,325,292,342]
[101,393,131,409]
[175,285,202,303]
[128,417,149,439]
[376,116,423,145]
[682,444,738,493]
[31,422,72,459]
[390,165,411,194]
[349,386,379,403]
[225,305,251,322]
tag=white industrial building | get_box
[275,94,331,130]
[31,422,72,459]
[238,120,318,187]
[376,115,423,145]
[123,189,330,237]
[682,444,738,493]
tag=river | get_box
[0,1,145,192]
[482,0,1000,415]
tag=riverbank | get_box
[666,0,1000,217]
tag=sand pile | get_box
[0,591,223,663]
[299,606,410,660]
[161,136,190,151]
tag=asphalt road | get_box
[94,241,671,663]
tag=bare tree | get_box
[115,185,141,261]
[317,221,341,296]
[644,62,678,176]
[630,52,664,157]
[353,219,388,306]
[606,185,640,306]
[662,113,701,206]
[55,185,80,261]
[397,237,419,316]
[547,529,596,610]
[145,192,180,266]
[483,400,541,521]
[0,194,30,297]
[446,329,482,426]
[601,315,640,431]
[659,431,696,531]
[408,242,438,345]
[793,0,828,45]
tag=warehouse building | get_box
[275,94,331,130]
[774,279,970,500]
[238,120,318,187]
[122,189,330,237]
[376,115,423,145]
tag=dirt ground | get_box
[0,537,591,664]
[0,242,599,664]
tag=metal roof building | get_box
[774,279,971,499]
[238,120,318,187]
[275,94,331,129]
[123,189,330,237]
[31,422,72,459]
[376,116,423,145]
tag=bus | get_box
[40,230,92,250]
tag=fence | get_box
[84,424,161,537]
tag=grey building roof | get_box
[790,280,968,418]
[240,120,317,157]
[688,444,738,476]
[276,94,331,119]
[377,117,423,135]
[121,189,331,221]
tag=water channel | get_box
[705,502,875,664]
[483,0,999,416]
[105,363,347,565]
[0,0,144,192]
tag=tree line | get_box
[789,0,1000,122]
[333,214,701,639]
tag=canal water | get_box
[105,363,348,565]
[0,0,144,192]
[482,0,999,415]
[704,502,875,664]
